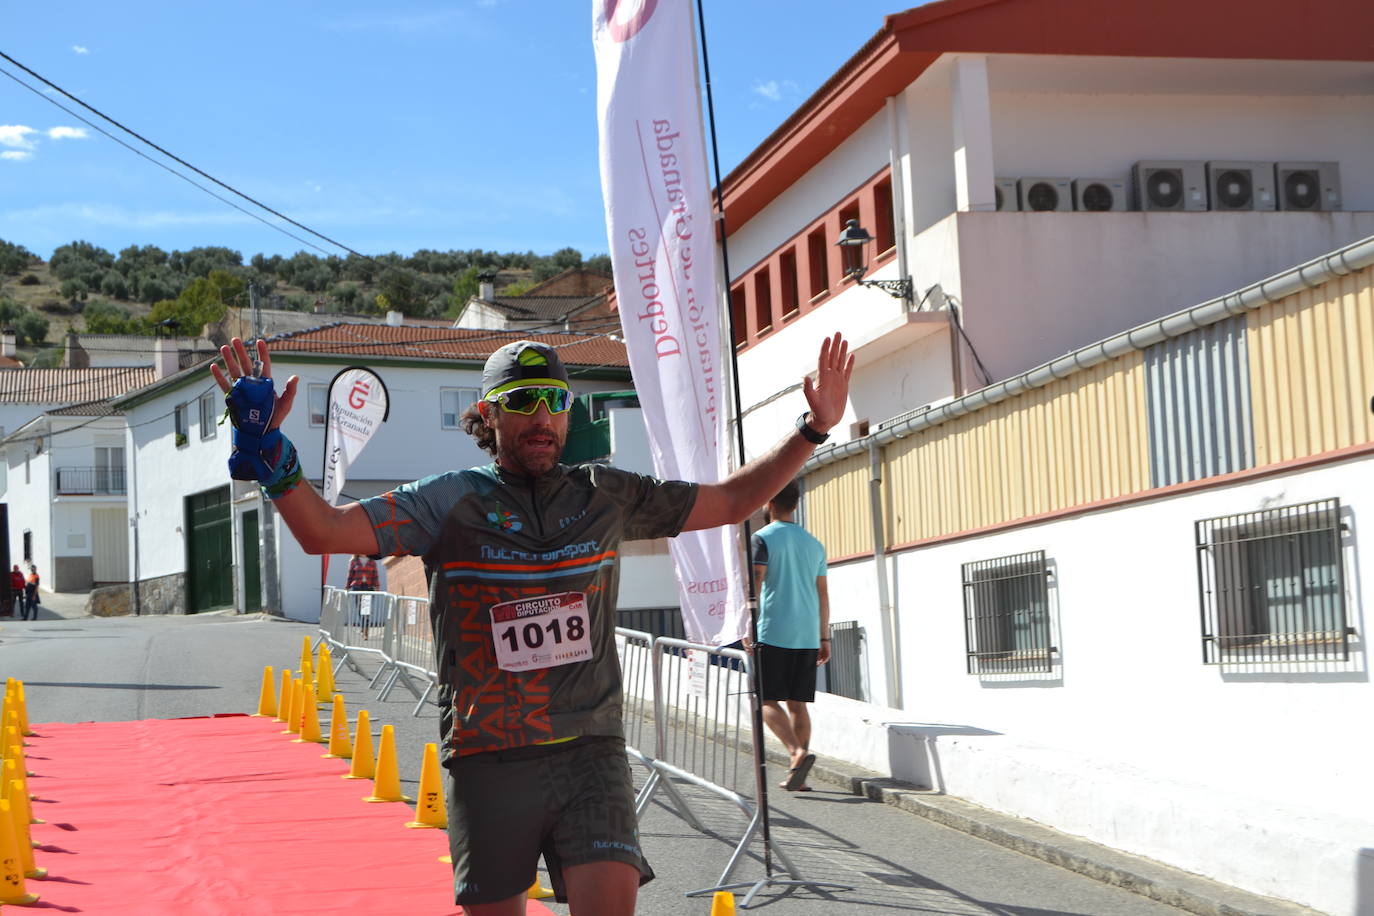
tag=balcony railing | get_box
[55,466,127,496]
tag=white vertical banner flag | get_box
[593,0,746,646]
[321,367,390,506]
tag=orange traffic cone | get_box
[405,743,446,828]
[282,677,303,735]
[252,666,276,717]
[364,725,410,803]
[7,781,43,879]
[323,695,353,759]
[710,891,736,915]
[528,876,555,899]
[344,710,375,780]
[0,798,38,904]
[299,636,313,680]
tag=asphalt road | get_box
[0,610,1190,916]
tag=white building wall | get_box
[799,454,1372,915]
[4,439,51,584]
[125,380,234,586]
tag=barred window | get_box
[962,550,1053,674]
[1196,498,1348,664]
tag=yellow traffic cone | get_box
[316,646,335,700]
[710,891,736,915]
[14,681,30,736]
[405,743,446,828]
[299,636,312,679]
[344,710,375,780]
[7,781,43,879]
[4,729,33,779]
[363,725,410,803]
[528,877,555,899]
[252,666,276,717]
[1,758,32,810]
[0,798,38,904]
[282,678,303,736]
[301,660,316,705]
[322,695,352,759]
[295,691,324,744]
[275,669,293,723]
[9,776,40,828]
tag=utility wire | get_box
[0,50,358,260]
[0,64,329,257]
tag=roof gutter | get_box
[804,232,1374,473]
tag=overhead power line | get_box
[0,63,329,257]
[0,50,363,261]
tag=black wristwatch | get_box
[795,412,829,445]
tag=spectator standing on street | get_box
[212,332,852,916]
[750,479,830,793]
[9,565,24,617]
[24,563,40,621]
[346,553,380,639]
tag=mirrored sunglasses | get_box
[490,386,572,415]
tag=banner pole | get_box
[687,1,851,905]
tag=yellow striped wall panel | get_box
[804,452,871,560]
[1249,267,1374,464]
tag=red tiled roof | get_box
[0,366,156,404]
[269,324,630,371]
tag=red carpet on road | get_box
[23,715,556,915]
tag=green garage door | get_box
[187,486,233,612]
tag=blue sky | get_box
[0,1,911,263]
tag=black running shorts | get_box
[757,643,819,702]
[445,735,654,905]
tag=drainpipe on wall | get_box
[885,96,911,313]
[869,440,902,709]
[261,496,279,616]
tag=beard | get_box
[497,425,565,477]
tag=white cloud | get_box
[47,126,88,141]
[750,79,799,105]
[0,125,38,150]
[1,151,32,162]
[72,45,89,55]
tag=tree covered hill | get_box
[0,238,611,366]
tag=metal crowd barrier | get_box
[317,586,438,717]
[633,636,809,892]
[377,594,438,715]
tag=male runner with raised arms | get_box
[211,331,852,916]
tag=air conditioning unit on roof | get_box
[1072,178,1127,212]
[1132,161,1206,211]
[1017,178,1072,212]
[1275,162,1341,211]
[1205,162,1276,211]
[994,178,1020,211]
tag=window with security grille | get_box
[962,550,1053,674]
[1196,498,1348,664]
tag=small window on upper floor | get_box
[730,282,747,349]
[199,391,218,440]
[308,384,328,427]
[806,228,829,301]
[174,403,189,448]
[753,267,772,336]
[779,249,799,322]
[873,177,895,255]
[441,387,480,429]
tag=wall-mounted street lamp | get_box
[835,219,913,302]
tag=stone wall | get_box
[134,572,187,615]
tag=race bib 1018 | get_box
[490,591,594,673]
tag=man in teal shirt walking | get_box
[750,479,830,792]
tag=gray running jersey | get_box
[359,462,697,762]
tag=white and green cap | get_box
[481,340,569,400]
